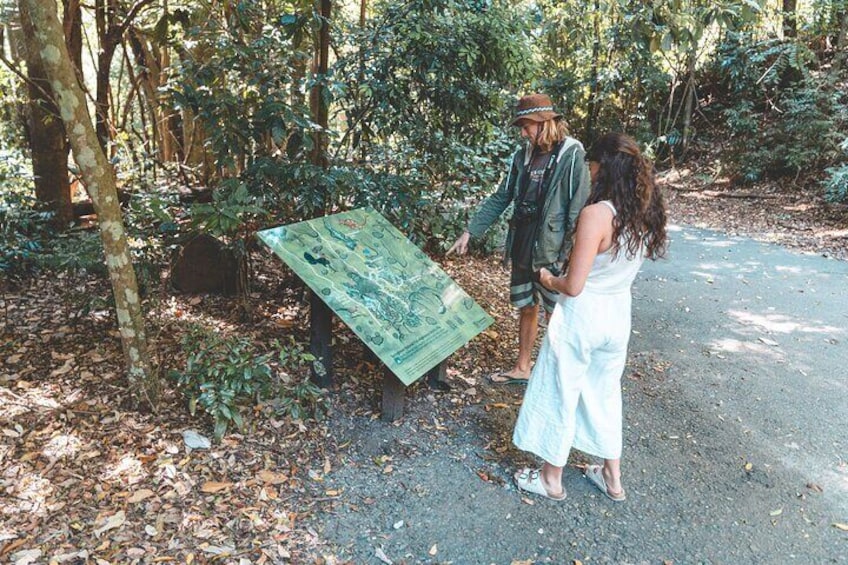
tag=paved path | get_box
[314,224,848,564]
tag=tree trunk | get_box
[17,0,73,228]
[583,0,601,142]
[310,0,331,172]
[94,0,117,153]
[21,0,156,403]
[126,28,162,163]
[834,7,847,75]
[681,50,697,156]
[309,0,333,387]
[63,0,82,79]
[94,0,154,155]
[782,0,797,39]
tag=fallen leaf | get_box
[428,544,437,556]
[200,481,233,493]
[374,546,392,565]
[199,544,235,555]
[257,470,288,484]
[11,549,42,565]
[50,359,74,377]
[93,510,126,537]
[182,430,211,450]
[1,538,25,554]
[127,489,155,503]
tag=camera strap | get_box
[514,142,561,207]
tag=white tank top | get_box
[582,201,645,295]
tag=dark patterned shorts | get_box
[509,264,560,314]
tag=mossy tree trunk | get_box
[20,0,156,403]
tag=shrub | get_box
[0,151,51,285]
[824,163,848,203]
[169,328,324,439]
[707,33,847,183]
[824,137,848,202]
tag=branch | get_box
[0,49,58,108]
[117,0,156,37]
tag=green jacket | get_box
[467,137,591,271]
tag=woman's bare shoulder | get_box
[578,202,615,222]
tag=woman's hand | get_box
[538,267,556,291]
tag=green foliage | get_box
[166,2,315,235]
[824,138,848,202]
[333,0,534,248]
[709,35,847,182]
[37,229,105,275]
[169,328,324,439]
[0,151,51,284]
[168,11,311,170]
[264,338,326,422]
[190,179,270,238]
[0,58,25,149]
[714,33,815,109]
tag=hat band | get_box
[516,106,554,116]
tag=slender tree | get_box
[93,0,155,153]
[20,0,156,403]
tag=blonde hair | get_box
[533,119,569,153]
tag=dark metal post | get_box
[309,291,334,388]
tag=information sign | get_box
[257,208,493,385]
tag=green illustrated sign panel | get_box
[257,208,493,386]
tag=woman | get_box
[511,132,668,501]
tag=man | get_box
[447,93,590,384]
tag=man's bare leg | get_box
[491,304,538,382]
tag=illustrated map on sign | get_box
[257,208,493,385]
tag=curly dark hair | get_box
[585,133,668,260]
